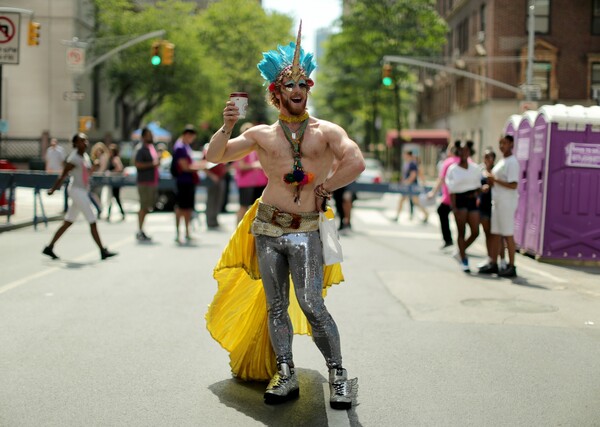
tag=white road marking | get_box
[364,229,439,240]
[352,208,393,226]
[513,263,568,283]
[323,383,351,427]
[0,237,131,295]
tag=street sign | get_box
[66,47,85,73]
[63,91,85,101]
[0,13,20,64]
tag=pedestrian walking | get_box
[203,144,227,229]
[445,140,481,272]
[106,143,126,222]
[479,135,520,277]
[394,150,429,223]
[90,142,110,219]
[205,24,364,409]
[427,143,460,248]
[172,125,203,243]
[476,147,507,269]
[45,138,65,174]
[134,128,159,241]
[42,133,117,260]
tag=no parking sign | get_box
[66,47,85,73]
[0,12,20,64]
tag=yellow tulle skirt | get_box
[205,199,344,381]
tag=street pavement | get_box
[0,193,599,426]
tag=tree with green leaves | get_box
[92,0,292,140]
[313,0,447,151]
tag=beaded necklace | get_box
[279,111,309,123]
[280,117,314,204]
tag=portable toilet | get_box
[504,114,522,137]
[523,105,600,262]
[513,110,538,249]
[521,105,568,254]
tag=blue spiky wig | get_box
[257,21,317,107]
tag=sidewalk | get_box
[0,187,66,232]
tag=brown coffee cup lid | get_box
[230,92,248,98]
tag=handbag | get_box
[319,211,344,265]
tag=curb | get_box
[0,214,64,233]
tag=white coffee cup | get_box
[230,92,248,119]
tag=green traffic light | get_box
[382,77,393,86]
[151,55,161,66]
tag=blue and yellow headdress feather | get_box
[257,21,317,90]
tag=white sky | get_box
[261,0,342,54]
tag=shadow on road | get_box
[208,368,362,426]
[507,276,552,290]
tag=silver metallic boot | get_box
[329,367,358,410]
[264,363,300,404]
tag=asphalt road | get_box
[1,195,599,426]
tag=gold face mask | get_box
[282,78,309,92]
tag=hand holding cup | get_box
[230,92,248,119]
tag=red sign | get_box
[0,13,20,64]
[0,16,16,43]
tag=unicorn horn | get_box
[291,20,302,79]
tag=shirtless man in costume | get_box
[206,24,365,409]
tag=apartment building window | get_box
[593,0,600,34]
[447,29,454,57]
[457,18,469,54]
[533,62,551,99]
[591,63,600,97]
[592,63,600,84]
[531,0,550,34]
[480,4,486,32]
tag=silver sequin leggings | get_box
[255,231,342,369]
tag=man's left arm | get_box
[321,124,365,193]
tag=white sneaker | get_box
[461,257,470,273]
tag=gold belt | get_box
[252,202,319,237]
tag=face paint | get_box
[283,78,309,92]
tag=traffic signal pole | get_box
[83,30,166,74]
[65,30,166,135]
[383,55,522,94]
[392,77,404,175]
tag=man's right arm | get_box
[206,101,257,163]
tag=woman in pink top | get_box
[428,143,460,249]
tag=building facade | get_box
[0,0,119,149]
[417,0,600,157]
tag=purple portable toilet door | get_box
[513,111,536,249]
[539,109,600,261]
[523,115,549,254]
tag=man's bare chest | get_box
[261,132,326,161]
